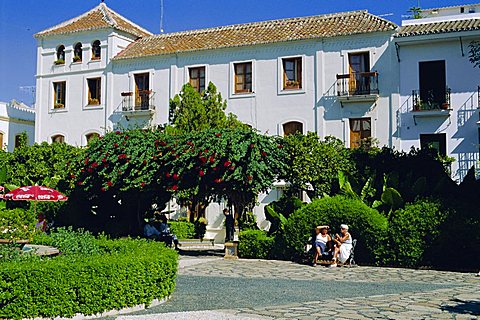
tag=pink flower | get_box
[199,170,205,177]
[107,181,113,187]
[173,173,179,180]
[224,161,231,167]
[172,185,178,191]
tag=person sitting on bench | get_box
[312,225,332,266]
[333,224,353,266]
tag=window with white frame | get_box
[234,62,253,94]
[189,67,206,93]
[87,78,101,105]
[53,81,66,109]
[282,57,302,90]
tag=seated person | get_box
[157,215,179,250]
[35,213,48,233]
[143,218,161,240]
[312,225,332,266]
[333,224,353,266]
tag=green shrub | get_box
[381,199,448,267]
[238,229,274,259]
[168,220,195,239]
[283,196,388,263]
[33,227,101,256]
[0,208,37,241]
[194,217,207,239]
[238,211,258,231]
[0,238,177,319]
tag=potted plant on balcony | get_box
[73,55,82,63]
[54,59,65,65]
[413,100,422,111]
[285,80,300,89]
[88,98,100,105]
[441,102,450,110]
[54,103,64,109]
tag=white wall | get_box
[0,102,35,152]
[397,36,480,181]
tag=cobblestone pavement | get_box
[118,256,479,320]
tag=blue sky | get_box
[0,0,475,104]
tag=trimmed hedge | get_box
[238,229,275,259]
[0,238,177,319]
[168,220,195,239]
[283,196,388,263]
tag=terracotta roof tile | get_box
[114,10,397,60]
[35,3,151,38]
[396,18,480,37]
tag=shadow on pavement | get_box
[442,300,480,315]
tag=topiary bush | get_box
[0,208,37,241]
[380,199,448,268]
[238,229,275,259]
[0,238,177,319]
[282,196,388,263]
[168,220,195,239]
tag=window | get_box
[283,121,303,136]
[87,78,101,105]
[283,57,302,90]
[0,132,3,149]
[55,45,65,64]
[234,62,252,93]
[51,135,65,143]
[134,73,150,110]
[73,42,82,62]
[348,52,371,95]
[86,132,100,144]
[349,118,371,148]
[14,135,23,148]
[419,60,447,110]
[92,40,101,60]
[420,133,447,156]
[189,67,206,93]
[53,81,66,109]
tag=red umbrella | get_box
[0,186,4,200]
[5,186,68,202]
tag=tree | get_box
[283,133,353,199]
[169,82,245,132]
[408,6,422,19]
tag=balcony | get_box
[121,90,155,116]
[411,87,452,119]
[336,71,379,103]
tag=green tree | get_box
[169,82,244,132]
[408,6,422,19]
[283,133,353,199]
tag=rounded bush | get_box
[382,199,448,267]
[0,238,177,319]
[238,229,275,259]
[0,208,36,241]
[283,196,388,263]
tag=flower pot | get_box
[441,102,449,110]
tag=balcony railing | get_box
[121,90,155,112]
[412,87,451,112]
[336,71,379,96]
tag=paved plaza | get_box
[116,255,480,320]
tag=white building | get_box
[32,3,480,238]
[0,100,35,152]
[396,4,480,181]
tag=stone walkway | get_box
[117,256,480,320]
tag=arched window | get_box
[283,121,303,136]
[73,42,82,62]
[85,132,100,144]
[51,135,65,143]
[55,45,65,64]
[91,40,101,60]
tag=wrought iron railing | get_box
[412,87,451,111]
[336,71,379,96]
[121,90,155,112]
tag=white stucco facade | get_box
[0,100,35,152]
[396,16,480,182]
[31,3,480,237]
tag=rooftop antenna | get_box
[160,0,164,33]
[19,86,36,105]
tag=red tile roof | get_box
[35,3,151,38]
